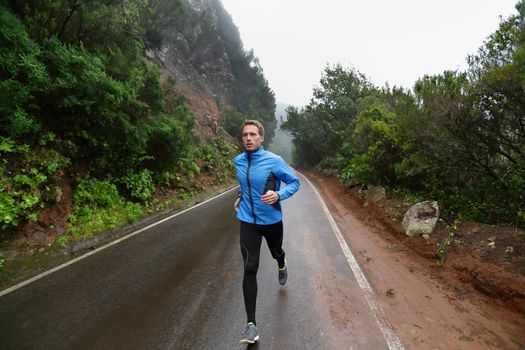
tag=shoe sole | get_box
[240,335,259,344]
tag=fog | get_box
[220,0,518,107]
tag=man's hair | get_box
[241,119,265,137]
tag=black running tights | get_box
[240,220,286,324]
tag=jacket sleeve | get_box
[274,156,300,200]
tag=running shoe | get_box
[240,322,259,344]
[278,259,288,285]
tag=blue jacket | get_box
[235,147,300,225]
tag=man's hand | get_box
[234,197,240,212]
[261,190,279,205]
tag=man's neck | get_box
[246,146,263,154]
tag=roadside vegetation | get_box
[283,1,525,228]
[0,0,275,265]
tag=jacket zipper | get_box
[246,153,257,224]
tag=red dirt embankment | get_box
[304,170,525,350]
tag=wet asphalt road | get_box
[0,173,393,350]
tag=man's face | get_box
[242,124,264,152]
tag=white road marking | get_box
[301,174,405,350]
[0,186,239,298]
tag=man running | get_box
[233,119,300,344]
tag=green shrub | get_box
[55,235,68,247]
[0,136,69,235]
[120,170,155,202]
[0,4,46,139]
[72,179,122,208]
[196,136,238,183]
[68,177,144,237]
[143,111,194,177]
[125,202,143,223]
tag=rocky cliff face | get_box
[146,0,243,140]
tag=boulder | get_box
[402,201,439,237]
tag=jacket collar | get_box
[245,146,264,159]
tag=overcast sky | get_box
[219,0,518,107]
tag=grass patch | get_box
[68,201,142,239]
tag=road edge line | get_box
[0,186,238,298]
[300,173,405,350]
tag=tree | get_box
[282,64,374,167]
